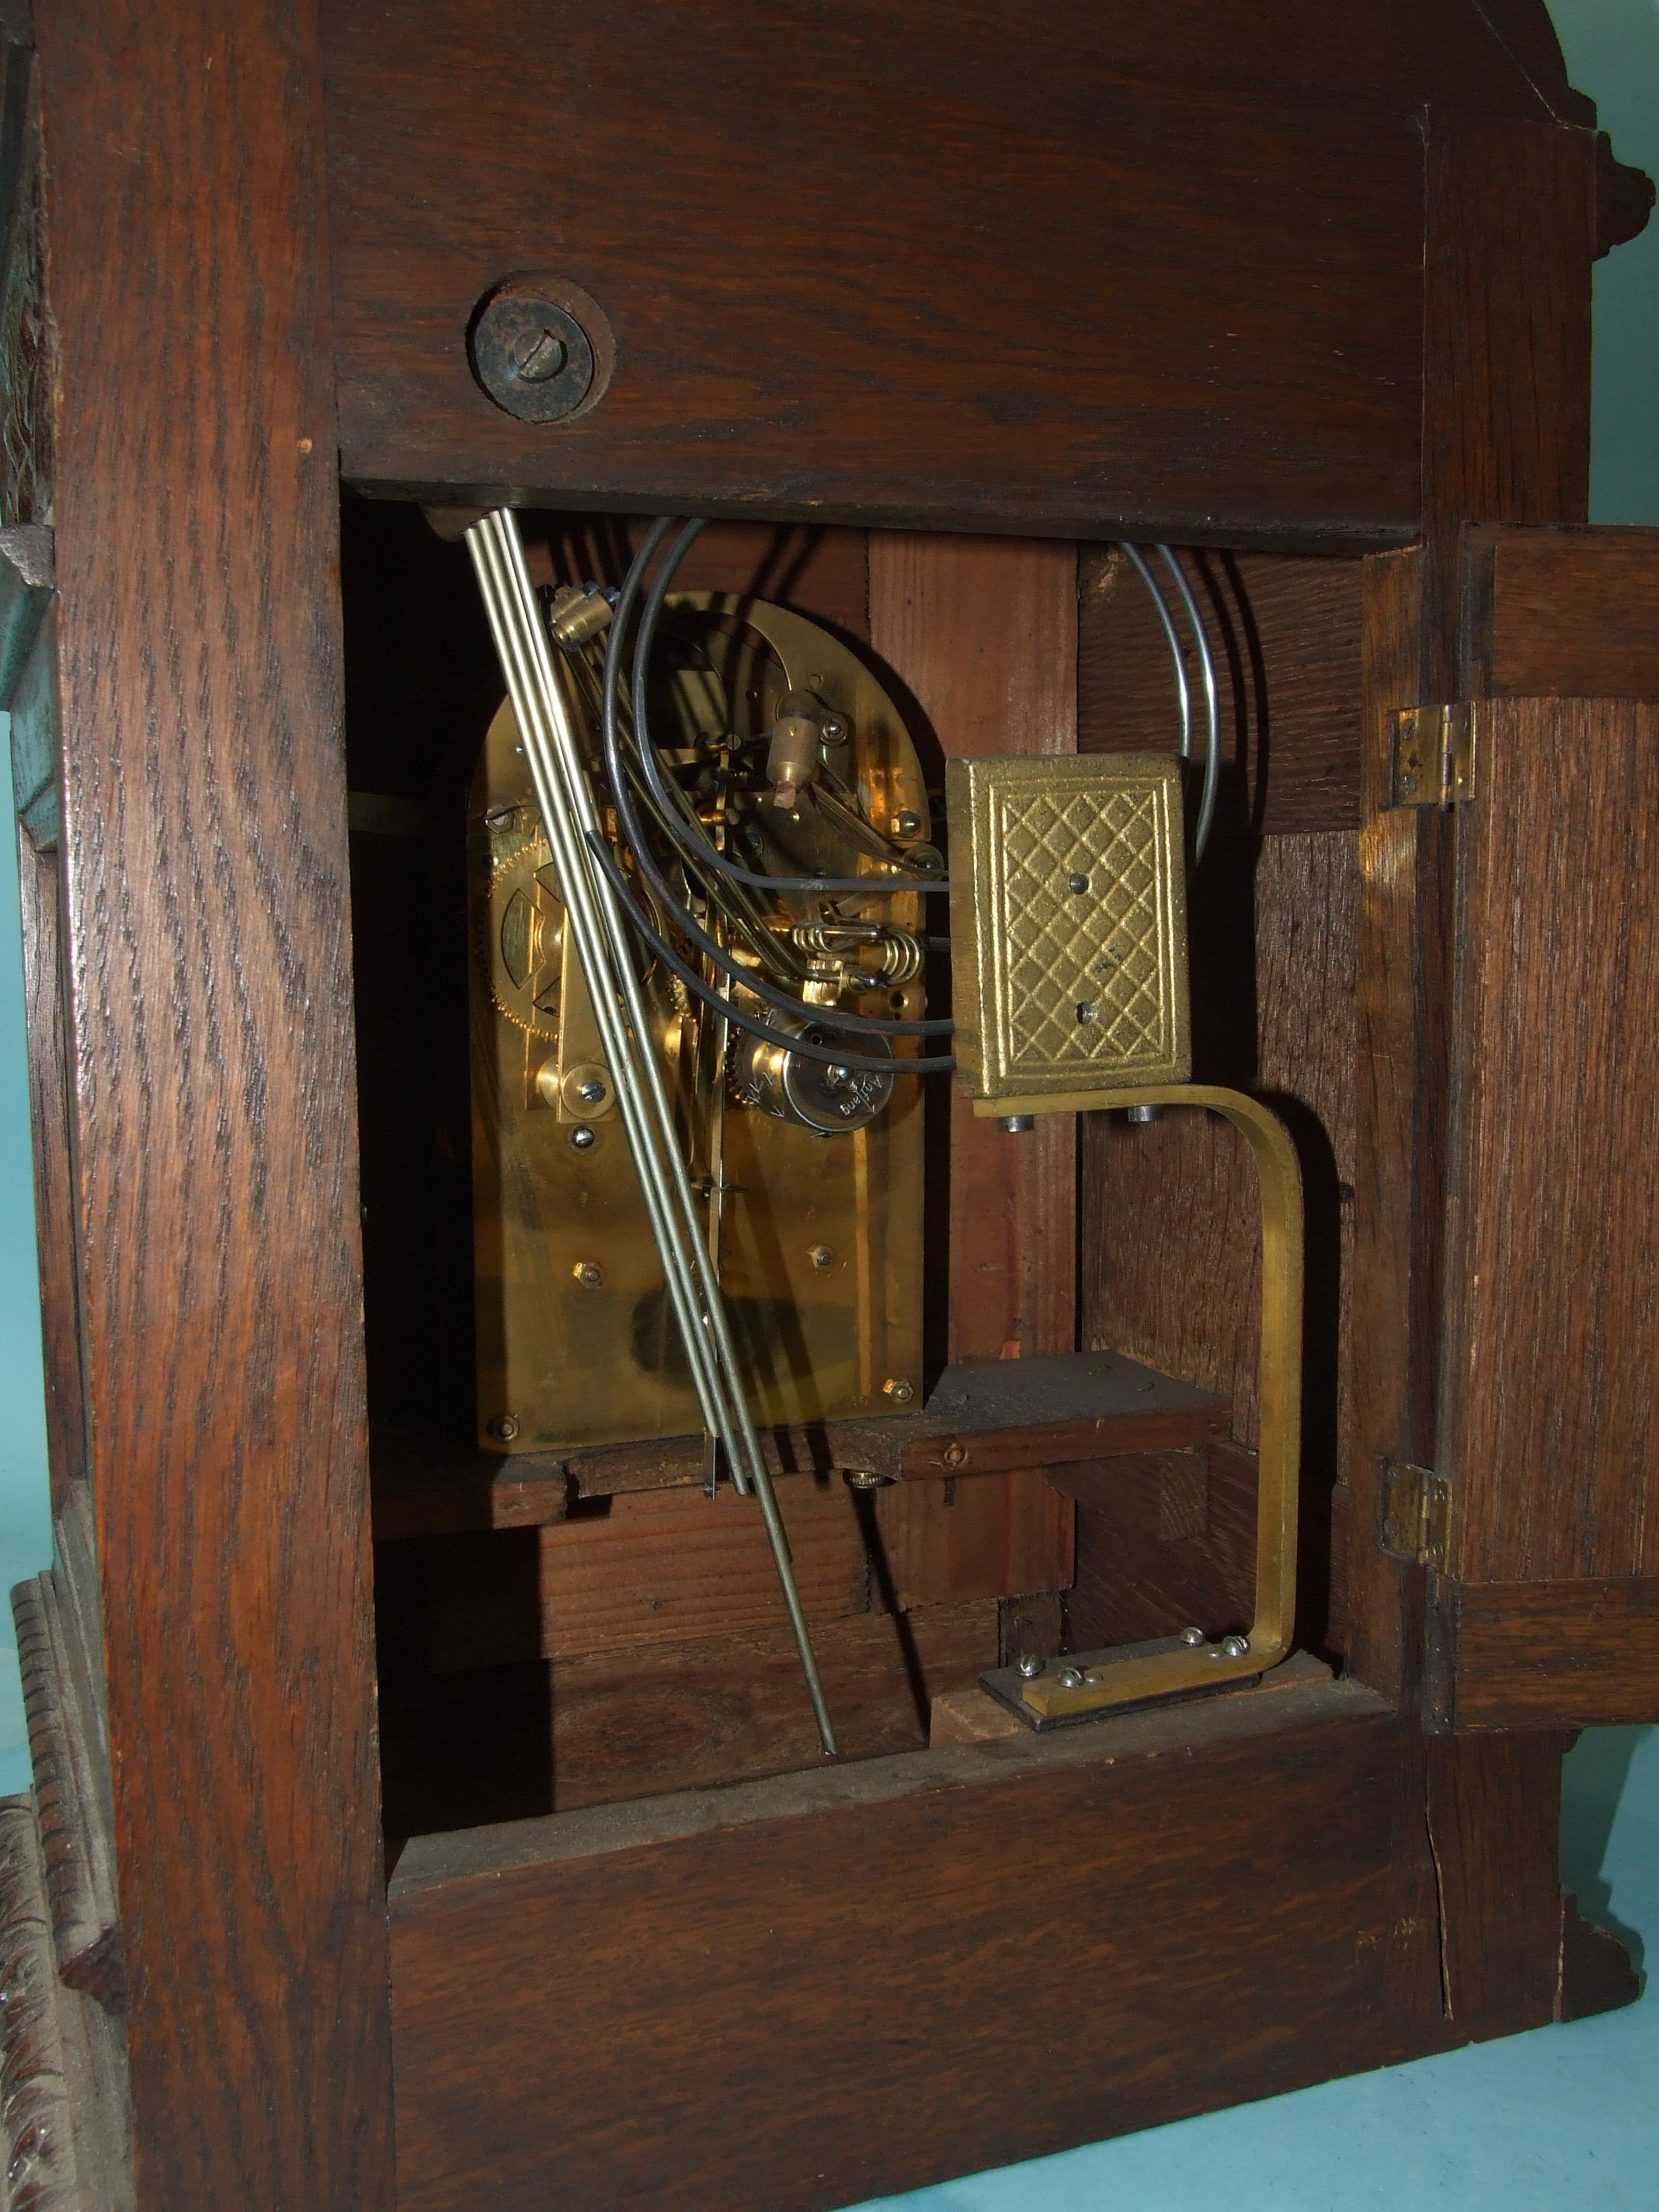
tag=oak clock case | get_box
[2,5,1655,2211]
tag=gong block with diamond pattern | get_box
[946,753,1191,1101]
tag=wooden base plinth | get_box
[384,1670,1621,2212]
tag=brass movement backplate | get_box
[946,753,1190,1100]
[470,594,927,1456]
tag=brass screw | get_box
[488,1414,521,1442]
[809,1243,836,1270]
[512,327,568,381]
[883,1376,914,1404]
[843,1469,886,1490]
[573,1260,603,1287]
[942,1442,968,1469]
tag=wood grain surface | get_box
[538,1480,869,1659]
[1344,547,1440,1702]
[1341,99,1598,1704]
[10,1571,122,2009]
[1426,1577,1659,1730]
[1077,548,1364,835]
[1424,1730,1568,2033]
[550,1599,997,1810]
[423,1463,1074,1671]
[1439,698,1657,1584]
[1461,525,1658,701]
[325,2,1438,537]
[30,2,395,2203]
[1420,108,1592,682]
[1059,1445,1257,1651]
[874,1466,1074,1610]
[386,1686,1450,2212]
[869,532,1076,1365]
[380,1599,1000,1832]
[1080,830,1358,1665]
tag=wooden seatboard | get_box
[364,1350,1229,1536]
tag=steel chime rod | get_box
[466,507,839,1758]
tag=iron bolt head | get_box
[468,278,605,424]
[997,1114,1035,1135]
[1056,1664,1086,1691]
[891,810,922,837]
[573,1260,604,1288]
[1220,1633,1251,1659]
[843,1469,885,1490]
[488,1414,521,1442]
[883,1376,915,1405]
[1015,1654,1043,1680]
[577,1076,607,1104]
[569,1125,598,1151]
[1068,871,1090,894]
[809,1243,836,1270]
[1178,1625,1207,1647]
[942,1442,968,1469]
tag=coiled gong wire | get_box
[590,530,1221,1068]
[1118,545,1222,861]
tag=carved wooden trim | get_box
[9,1570,122,2013]
[0,1797,83,2210]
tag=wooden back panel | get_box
[322,1,1445,535]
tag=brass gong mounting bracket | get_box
[946,753,1303,1727]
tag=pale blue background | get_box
[0,12,1652,2203]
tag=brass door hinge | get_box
[1390,704,1476,807]
[1380,1456,1452,1570]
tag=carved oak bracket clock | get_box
[0,4,1653,2207]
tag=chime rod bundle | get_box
[466,507,839,1758]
